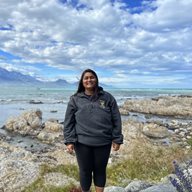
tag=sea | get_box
[0,85,192,127]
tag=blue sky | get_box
[0,0,192,88]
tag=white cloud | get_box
[0,61,40,77]
[0,0,192,87]
[133,0,192,31]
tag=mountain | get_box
[0,67,73,87]
[48,79,69,86]
[45,79,77,88]
[0,67,41,84]
[0,67,112,88]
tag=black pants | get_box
[75,142,111,191]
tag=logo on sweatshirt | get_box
[99,99,105,108]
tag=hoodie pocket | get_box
[93,106,112,123]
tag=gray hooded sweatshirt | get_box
[64,87,123,146]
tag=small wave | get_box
[158,93,181,97]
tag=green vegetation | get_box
[40,164,79,180]
[187,138,192,147]
[23,140,191,191]
[23,182,77,192]
[107,141,190,186]
[22,164,79,192]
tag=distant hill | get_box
[45,79,77,88]
[0,67,74,87]
[0,67,112,88]
[0,67,41,84]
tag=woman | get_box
[64,69,123,192]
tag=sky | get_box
[0,0,192,88]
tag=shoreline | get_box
[1,94,192,191]
[1,95,192,151]
[1,93,192,127]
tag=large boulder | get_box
[121,96,192,117]
[37,131,61,144]
[125,180,153,192]
[142,123,170,139]
[0,141,40,192]
[140,183,177,192]
[0,160,40,192]
[44,120,63,132]
[104,186,126,192]
[5,109,42,135]
[37,120,63,144]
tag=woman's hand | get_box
[66,144,74,154]
[112,142,120,151]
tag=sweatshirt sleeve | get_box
[111,96,123,144]
[64,96,77,144]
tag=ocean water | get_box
[0,85,192,127]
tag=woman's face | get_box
[82,72,97,91]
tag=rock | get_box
[142,123,170,139]
[39,145,77,165]
[0,160,40,192]
[121,96,192,117]
[125,180,153,192]
[104,186,126,192]
[29,100,43,104]
[178,132,186,137]
[44,121,63,132]
[47,118,59,123]
[174,129,180,134]
[37,121,63,144]
[50,110,58,113]
[187,127,192,131]
[37,131,61,144]
[140,183,177,192]
[119,108,129,115]
[5,109,42,135]
[0,141,40,192]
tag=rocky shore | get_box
[0,95,192,191]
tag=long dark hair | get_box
[75,69,99,94]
